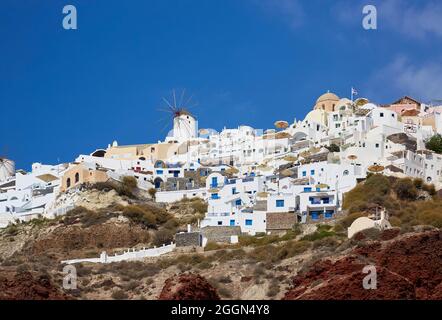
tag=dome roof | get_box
[305,109,327,125]
[360,103,377,110]
[316,92,339,103]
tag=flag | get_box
[351,87,358,96]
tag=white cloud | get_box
[380,0,442,39]
[333,0,442,39]
[252,0,305,30]
[369,56,442,102]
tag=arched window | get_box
[66,178,71,188]
[427,177,432,183]
[343,170,349,176]
[75,172,80,183]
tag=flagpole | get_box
[351,87,353,102]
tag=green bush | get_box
[389,216,401,227]
[423,183,436,196]
[393,178,418,200]
[111,290,129,300]
[325,144,340,152]
[425,134,442,154]
[274,240,311,261]
[338,212,365,229]
[163,218,179,231]
[117,176,137,198]
[204,242,223,251]
[266,279,280,298]
[302,225,336,241]
[148,188,157,200]
[413,178,424,189]
[190,199,208,213]
[4,224,19,236]
[123,205,156,228]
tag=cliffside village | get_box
[2,92,442,242]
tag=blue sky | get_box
[1,0,442,169]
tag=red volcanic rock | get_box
[284,230,442,300]
[0,270,70,300]
[380,228,401,241]
[159,273,220,300]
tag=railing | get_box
[207,212,230,217]
[61,243,176,264]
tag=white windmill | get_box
[160,89,198,142]
[0,157,15,182]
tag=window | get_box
[343,170,349,176]
[245,219,253,226]
[304,187,312,192]
[217,221,222,226]
[322,197,330,204]
[66,178,71,188]
[232,187,236,194]
[276,200,284,207]
[302,171,307,177]
[74,172,79,183]
[235,199,241,206]
[310,170,315,175]
[211,193,219,200]
[156,170,163,174]
[230,220,235,226]
[380,112,384,117]
[375,143,379,148]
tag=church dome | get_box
[316,92,339,104]
[305,109,327,125]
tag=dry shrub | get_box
[153,228,174,246]
[112,290,129,300]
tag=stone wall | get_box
[201,226,241,243]
[266,212,296,233]
[176,232,201,247]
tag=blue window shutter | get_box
[276,200,284,207]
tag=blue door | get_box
[211,177,218,187]
[230,219,235,226]
[311,211,320,220]
[325,210,334,219]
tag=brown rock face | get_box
[158,273,220,300]
[0,270,70,300]
[26,223,150,257]
[284,230,442,300]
